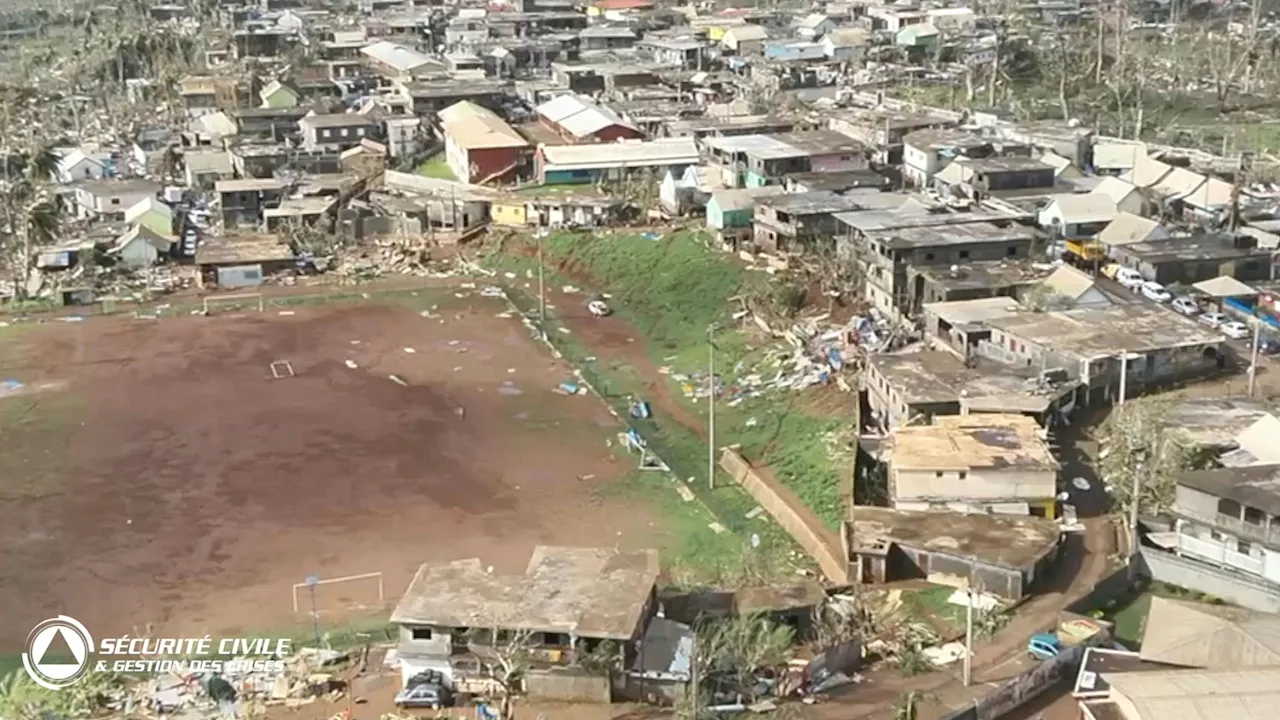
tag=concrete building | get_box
[439,101,529,185]
[391,546,660,695]
[1080,665,1280,720]
[299,113,380,152]
[979,305,1226,405]
[886,414,1059,517]
[847,507,1062,599]
[72,179,161,221]
[1142,463,1280,612]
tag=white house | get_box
[1091,176,1144,216]
[1098,212,1169,248]
[1037,193,1117,238]
[73,179,161,221]
[1038,265,1112,309]
[55,149,108,184]
[111,225,173,268]
[795,13,835,39]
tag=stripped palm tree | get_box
[1,144,61,299]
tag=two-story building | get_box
[215,178,288,229]
[390,545,660,691]
[835,205,1037,319]
[901,128,991,187]
[886,413,1060,518]
[751,191,862,253]
[1146,464,1280,613]
[299,113,381,152]
[72,179,162,221]
[703,130,869,188]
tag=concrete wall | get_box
[892,468,1057,506]
[899,546,1024,600]
[524,667,611,703]
[1138,548,1280,613]
[720,448,852,584]
[939,635,1097,720]
[398,623,452,656]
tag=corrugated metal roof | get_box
[1107,666,1280,720]
[541,138,699,171]
[1139,596,1280,669]
[360,41,435,72]
[536,94,636,139]
[439,101,528,150]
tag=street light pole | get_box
[708,324,717,491]
[536,232,546,328]
[1117,351,1130,406]
[963,587,974,687]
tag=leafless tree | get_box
[467,627,536,720]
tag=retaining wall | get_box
[719,447,852,584]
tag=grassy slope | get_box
[500,231,850,530]
[414,154,455,181]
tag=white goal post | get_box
[291,572,385,613]
[202,293,265,314]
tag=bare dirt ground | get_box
[0,293,658,650]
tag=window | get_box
[111,198,120,205]
[935,471,944,478]
[542,632,570,647]
[924,252,935,261]
[356,127,365,137]
[1238,540,1253,555]
[1244,506,1266,526]
[321,129,332,139]
[958,471,968,480]
[1006,246,1018,257]
[1218,498,1242,518]
[959,250,970,260]
[411,627,433,640]
[341,127,351,137]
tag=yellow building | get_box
[491,200,528,226]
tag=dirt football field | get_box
[0,290,659,650]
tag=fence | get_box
[939,640,1093,720]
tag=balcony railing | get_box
[1177,532,1266,576]
[1177,506,1280,547]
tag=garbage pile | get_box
[335,242,436,280]
[114,648,353,720]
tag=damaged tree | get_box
[466,627,535,720]
[0,144,60,301]
[1097,397,1208,544]
[693,614,795,706]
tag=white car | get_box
[1171,297,1199,316]
[1140,282,1172,303]
[587,300,612,317]
[1199,312,1228,328]
[1221,321,1250,339]
[1116,268,1145,290]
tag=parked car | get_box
[1199,312,1228,328]
[1261,339,1280,356]
[1140,281,1171,303]
[1115,268,1145,290]
[1171,296,1200,316]
[1221,321,1251,340]
[395,670,454,709]
[1027,633,1062,661]
[587,299,612,317]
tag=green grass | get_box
[497,231,853,529]
[414,153,456,181]
[1103,582,1227,649]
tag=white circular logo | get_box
[22,616,94,690]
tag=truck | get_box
[1063,238,1105,268]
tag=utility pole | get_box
[963,586,973,687]
[708,324,717,491]
[1248,318,1261,398]
[1117,351,1132,406]
[536,231,546,329]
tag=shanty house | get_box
[55,148,109,184]
[536,94,644,144]
[1134,596,1280,667]
[439,101,529,185]
[705,186,786,246]
[183,150,235,190]
[1097,212,1169,250]
[887,414,1059,518]
[391,546,660,696]
[721,25,769,55]
[125,197,175,238]
[259,80,301,109]
[111,225,173,268]
[1091,176,1144,216]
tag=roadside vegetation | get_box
[490,229,857,583]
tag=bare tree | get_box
[694,614,795,704]
[467,627,536,720]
